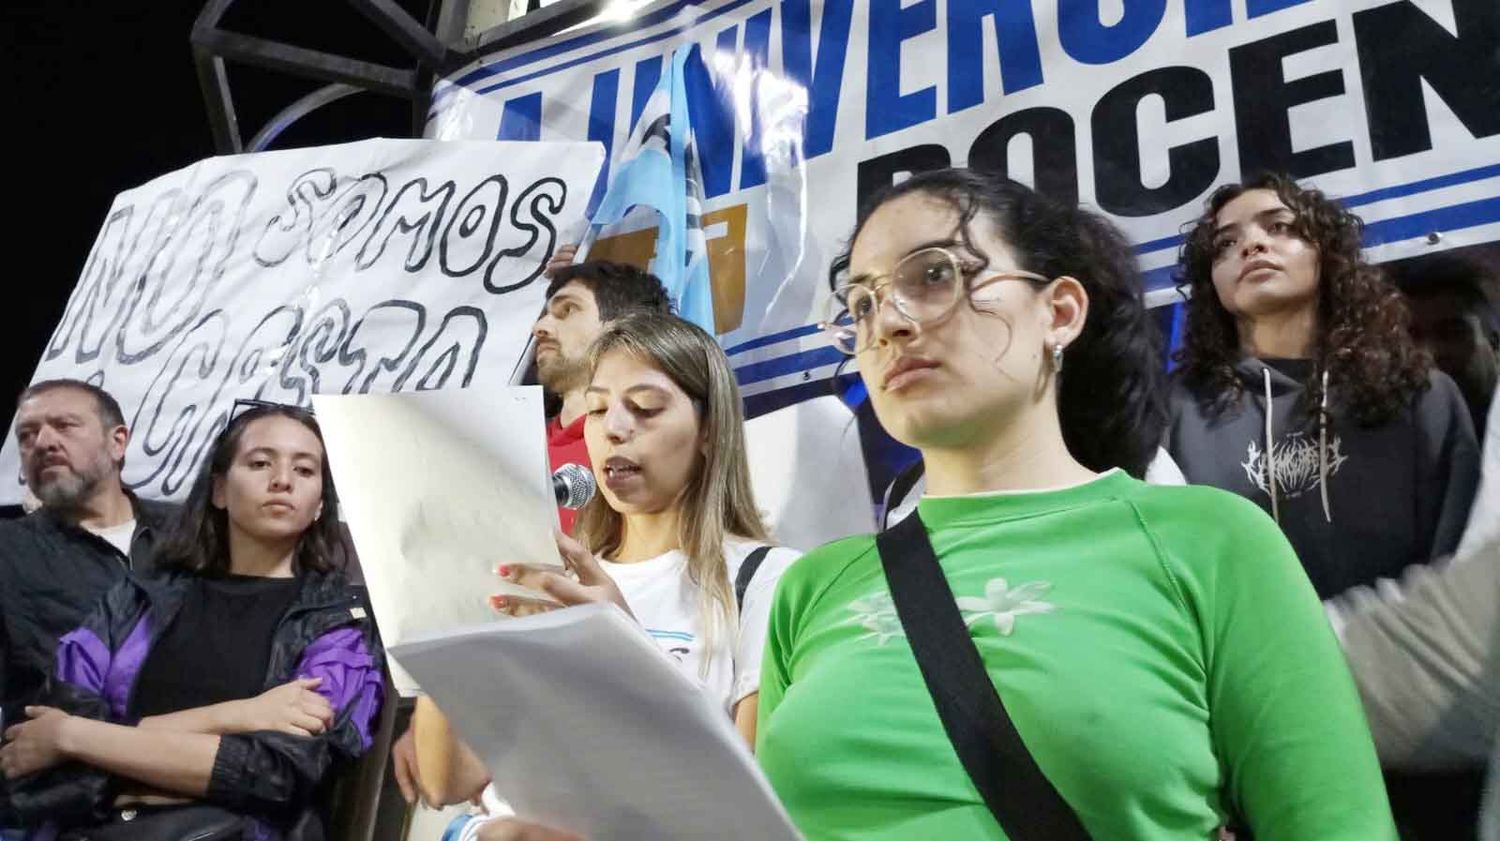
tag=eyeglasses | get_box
[818,247,1050,355]
[228,398,314,423]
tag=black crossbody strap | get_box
[735,545,773,611]
[875,511,1090,840]
[881,459,927,528]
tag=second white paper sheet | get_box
[314,387,561,689]
[391,604,803,841]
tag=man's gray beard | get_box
[31,459,108,511]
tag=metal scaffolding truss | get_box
[191,0,611,154]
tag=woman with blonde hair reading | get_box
[498,311,794,726]
[411,313,800,841]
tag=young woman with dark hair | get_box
[0,404,383,841]
[755,168,1395,839]
[1169,172,1480,598]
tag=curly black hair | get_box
[1175,172,1429,425]
[830,168,1166,478]
[157,404,346,577]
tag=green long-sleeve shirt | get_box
[757,470,1395,841]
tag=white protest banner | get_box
[4,138,605,504]
[427,0,1500,405]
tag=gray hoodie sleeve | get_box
[1331,541,1500,769]
[1459,391,1500,559]
[1416,371,1482,560]
[1330,390,1499,769]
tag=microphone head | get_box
[553,462,596,510]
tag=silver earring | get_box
[1051,342,1065,375]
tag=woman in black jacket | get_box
[1168,172,1480,599]
[0,402,383,841]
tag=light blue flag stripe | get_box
[583,45,716,333]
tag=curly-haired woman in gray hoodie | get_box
[1168,172,1480,600]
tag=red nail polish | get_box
[498,565,511,577]
[493,596,507,607]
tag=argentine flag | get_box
[578,44,714,333]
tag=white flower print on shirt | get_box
[846,578,1056,645]
[955,578,1056,636]
[846,591,904,645]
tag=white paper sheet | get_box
[314,387,564,691]
[391,603,803,841]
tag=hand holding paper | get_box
[391,604,803,841]
[491,530,634,619]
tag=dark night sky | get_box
[2,0,434,425]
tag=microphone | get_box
[552,463,596,510]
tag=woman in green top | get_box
[756,169,1395,841]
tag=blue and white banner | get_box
[428,0,1500,400]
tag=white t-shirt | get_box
[85,518,136,559]
[600,537,801,713]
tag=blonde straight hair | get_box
[574,313,769,674]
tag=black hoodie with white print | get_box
[1167,358,1481,599]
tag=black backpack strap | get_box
[881,459,926,529]
[875,512,1091,840]
[735,545,774,612]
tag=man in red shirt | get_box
[533,249,672,533]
